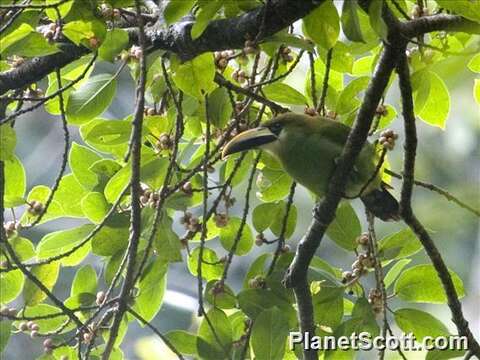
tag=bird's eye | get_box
[268,122,283,135]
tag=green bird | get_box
[222,113,400,221]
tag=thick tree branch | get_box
[0,0,324,96]
[102,2,147,358]
[283,43,400,360]
[396,53,480,356]
[401,14,480,38]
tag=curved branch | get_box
[0,0,323,96]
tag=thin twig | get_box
[385,169,480,217]
[317,48,333,115]
[102,2,147,358]
[127,307,184,360]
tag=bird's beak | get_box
[222,127,277,159]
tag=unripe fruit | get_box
[30,330,38,338]
[30,323,40,331]
[19,322,28,331]
[281,244,290,253]
[83,332,92,343]
[27,321,35,329]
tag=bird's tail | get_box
[360,184,400,222]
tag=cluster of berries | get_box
[368,288,383,314]
[214,50,235,71]
[28,200,44,216]
[15,318,41,339]
[280,46,294,63]
[341,233,375,284]
[232,69,248,84]
[378,129,398,151]
[144,106,159,116]
[41,23,60,44]
[139,187,161,208]
[3,220,19,237]
[156,133,173,151]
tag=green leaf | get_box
[149,212,182,263]
[98,29,129,62]
[4,155,26,208]
[395,264,465,304]
[336,76,370,115]
[0,319,11,353]
[62,20,106,46]
[207,87,233,128]
[37,225,94,265]
[81,192,109,223]
[23,262,60,306]
[251,307,289,360]
[303,0,339,49]
[45,0,73,19]
[256,168,293,202]
[164,0,195,25]
[468,54,480,73]
[395,308,450,342]
[436,0,480,22]
[252,202,277,232]
[474,79,480,106]
[205,280,237,309]
[166,330,197,356]
[84,119,131,146]
[341,0,364,43]
[312,285,344,329]
[191,1,222,40]
[270,202,297,239]
[378,228,422,260]
[368,0,387,40]
[66,74,117,125]
[262,83,307,105]
[71,265,97,298]
[91,215,129,256]
[133,258,167,323]
[0,124,16,161]
[419,72,450,129]
[0,269,24,304]
[326,202,361,250]
[197,308,232,359]
[22,304,68,333]
[69,142,102,190]
[188,247,224,281]
[173,53,216,99]
[383,259,411,289]
[1,23,59,57]
[219,217,254,256]
[237,288,295,322]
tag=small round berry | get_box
[356,233,369,246]
[281,244,290,253]
[27,321,35,329]
[30,330,38,338]
[96,291,106,306]
[0,306,9,316]
[30,323,40,331]
[214,213,229,228]
[255,233,264,246]
[217,58,228,69]
[83,332,92,343]
[43,338,53,348]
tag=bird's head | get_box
[222,113,310,159]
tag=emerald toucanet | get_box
[222,113,400,221]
